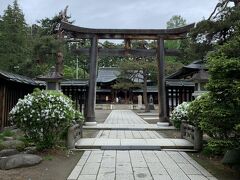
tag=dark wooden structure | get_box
[0,70,42,130]
[61,80,88,117]
[166,80,194,115]
[59,21,194,124]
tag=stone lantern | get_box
[37,67,63,91]
[191,69,209,98]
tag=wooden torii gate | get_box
[59,22,194,126]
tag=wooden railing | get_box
[180,121,203,150]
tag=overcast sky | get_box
[0,0,219,29]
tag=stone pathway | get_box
[68,110,217,180]
[68,150,216,180]
[78,110,192,150]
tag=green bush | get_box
[189,93,238,139]
[9,89,84,149]
[170,102,190,128]
[0,130,15,140]
[188,94,208,127]
[203,139,239,156]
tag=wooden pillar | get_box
[157,38,168,123]
[86,35,98,125]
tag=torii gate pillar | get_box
[85,35,98,125]
[157,38,168,125]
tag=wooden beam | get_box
[60,21,195,40]
[65,33,188,40]
[73,48,180,57]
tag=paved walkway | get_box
[68,110,217,180]
[68,150,216,180]
[95,110,164,139]
[78,110,192,150]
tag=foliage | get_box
[112,79,141,90]
[165,59,184,76]
[166,15,187,29]
[165,15,190,65]
[0,0,30,73]
[98,41,124,67]
[188,94,209,127]
[184,5,240,61]
[188,18,240,155]
[0,130,15,140]
[170,102,190,128]
[64,65,88,79]
[203,139,240,156]
[116,55,156,111]
[9,89,84,149]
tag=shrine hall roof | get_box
[97,67,144,83]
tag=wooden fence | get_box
[61,85,88,117]
[166,85,194,116]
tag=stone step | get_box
[75,138,194,150]
[83,123,175,131]
[137,112,158,116]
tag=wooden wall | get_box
[0,79,37,130]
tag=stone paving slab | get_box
[96,130,163,139]
[67,150,217,180]
[75,138,194,150]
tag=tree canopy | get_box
[0,0,29,73]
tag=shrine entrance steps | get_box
[76,110,194,150]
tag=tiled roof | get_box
[0,69,38,86]
[167,60,207,79]
[97,67,143,83]
[97,67,120,83]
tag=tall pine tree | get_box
[0,0,29,73]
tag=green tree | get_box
[0,0,29,73]
[117,56,156,112]
[165,15,188,75]
[98,41,124,67]
[167,15,187,29]
[184,2,240,61]
[188,5,240,155]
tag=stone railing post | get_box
[67,123,82,149]
[180,120,186,138]
[193,127,203,151]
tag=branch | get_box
[208,0,230,20]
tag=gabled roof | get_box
[167,60,207,80]
[97,67,144,83]
[0,69,38,86]
[97,67,120,83]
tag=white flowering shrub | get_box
[170,102,190,128]
[9,89,83,149]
